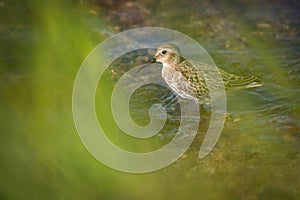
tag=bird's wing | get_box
[175,60,210,99]
[181,58,262,89]
[219,69,262,88]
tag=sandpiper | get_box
[150,43,262,103]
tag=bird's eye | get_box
[161,50,167,55]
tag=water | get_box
[0,0,299,199]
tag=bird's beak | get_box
[149,58,157,63]
[136,58,157,73]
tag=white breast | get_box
[162,64,197,100]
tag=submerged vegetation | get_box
[0,0,299,199]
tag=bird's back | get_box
[172,60,261,101]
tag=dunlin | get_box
[150,43,262,103]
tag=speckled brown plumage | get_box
[153,43,262,103]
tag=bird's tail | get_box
[220,69,263,89]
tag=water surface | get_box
[0,0,299,199]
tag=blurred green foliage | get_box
[0,0,299,199]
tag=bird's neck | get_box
[162,63,172,77]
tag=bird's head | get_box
[150,43,182,65]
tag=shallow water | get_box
[0,0,299,199]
